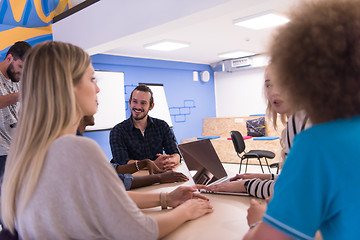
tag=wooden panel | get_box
[202,116,282,138]
[183,116,285,165]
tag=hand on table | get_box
[154,153,179,170]
[143,159,164,174]
[230,173,272,181]
[176,198,213,220]
[247,199,267,226]
[167,185,209,208]
[206,180,246,193]
[158,171,189,183]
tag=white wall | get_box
[215,67,267,117]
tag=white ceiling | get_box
[101,0,297,65]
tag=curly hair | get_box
[270,0,360,124]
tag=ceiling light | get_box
[218,50,255,59]
[233,12,290,30]
[144,40,190,51]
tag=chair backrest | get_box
[230,131,246,154]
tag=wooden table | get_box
[131,163,253,240]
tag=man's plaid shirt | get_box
[110,116,180,165]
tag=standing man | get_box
[110,85,180,170]
[0,41,31,177]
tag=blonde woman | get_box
[1,41,213,239]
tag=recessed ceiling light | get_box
[218,50,255,59]
[233,12,290,30]
[144,40,190,51]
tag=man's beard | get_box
[6,62,20,82]
[132,108,149,120]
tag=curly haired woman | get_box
[244,0,360,239]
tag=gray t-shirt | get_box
[0,71,19,155]
[16,135,158,239]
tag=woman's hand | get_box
[155,196,213,238]
[230,173,271,181]
[247,199,267,226]
[158,171,189,183]
[167,185,209,208]
[206,180,246,193]
[176,198,213,220]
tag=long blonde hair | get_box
[264,65,287,129]
[1,41,91,232]
[264,65,287,165]
[266,101,287,130]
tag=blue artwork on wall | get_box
[169,100,196,123]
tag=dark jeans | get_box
[0,155,7,179]
[0,155,7,228]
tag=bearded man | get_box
[110,85,180,170]
[0,41,31,177]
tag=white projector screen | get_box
[86,71,126,131]
[139,83,173,127]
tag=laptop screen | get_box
[178,139,228,185]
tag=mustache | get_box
[132,108,144,112]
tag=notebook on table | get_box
[178,138,249,196]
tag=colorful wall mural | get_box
[0,0,73,59]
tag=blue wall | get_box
[84,54,216,161]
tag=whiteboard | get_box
[139,83,173,127]
[86,71,126,131]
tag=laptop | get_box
[178,138,249,196]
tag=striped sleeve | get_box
[245,178,275,199]
[284,111,311,156]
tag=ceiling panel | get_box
[102,0,296,64]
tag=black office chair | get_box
[230,130,275,173]
[270,162,280,174]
